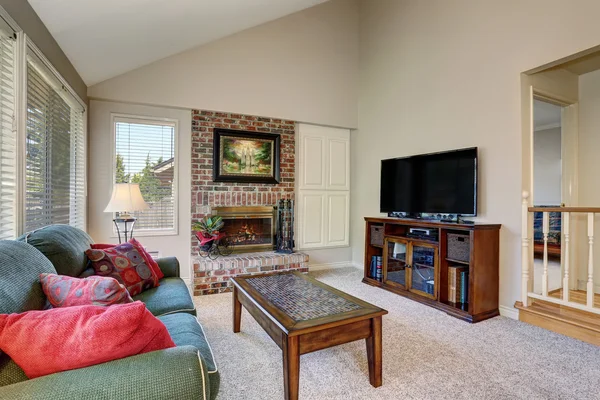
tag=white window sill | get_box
[110,229,179,239]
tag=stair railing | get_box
[521,192,600,314]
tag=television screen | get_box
[380,148,477,215]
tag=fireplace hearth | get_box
[212,206,276,252]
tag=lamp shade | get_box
[104,183,149,214]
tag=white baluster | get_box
[587,213,594,308]
[562,212,570,302]
[542,212,549,297]
[521,191,530,306]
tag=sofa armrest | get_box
[157,256,180,278]
[0,346,210,400]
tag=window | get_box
[0,18,16,240]
[113,116,177,233]
[0,9,87,239]
[25,45,86,232]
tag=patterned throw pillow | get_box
[85,242,160,296]
[40,273,133,307]
[91,239,164,280]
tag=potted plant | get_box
[193,216,224,251]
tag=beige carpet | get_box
[194,267,600,400]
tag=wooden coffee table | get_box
[231,271,388,400]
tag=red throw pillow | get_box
[85,243,160,296]
[0,301,175,378]
[40,273,133,307]
[91,239,164,280]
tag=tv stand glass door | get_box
[409,243,437,299]
[383,237,409,290]
[383,237,438,300]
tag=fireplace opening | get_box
[212,206,276,252]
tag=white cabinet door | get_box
[298,191,327,249]
[327,137,350,190]
[298,134,326,190]
[297,123,350,250]
[326,192,349,246]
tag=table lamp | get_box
[104,183,149,243]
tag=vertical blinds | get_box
[115,118,176,231]
[0,24,15,240]
[25,49,86,232]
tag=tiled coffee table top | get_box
[246,273,361,321]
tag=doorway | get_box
[532,98,562,208]
[531,98,563,291]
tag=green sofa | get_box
[0,225,219,400]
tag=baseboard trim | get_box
[351,261,363,270]
[499,305,519,320]
[309,261,353,271]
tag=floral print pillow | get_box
[85,242,160,296]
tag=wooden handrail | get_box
[528,207,600,213]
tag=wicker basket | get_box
[370,225,384,246]
[447,233,470,262]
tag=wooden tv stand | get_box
[363,217,501,323]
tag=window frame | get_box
[110,113,179,237]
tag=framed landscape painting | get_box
[213,128,281,184]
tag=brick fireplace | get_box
[191,110,308,295]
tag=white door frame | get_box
[531,89,579,290]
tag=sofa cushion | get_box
[0,355,27,387]
[40,273,133,307]
[17,225,93,277]
[133,277,195,317]
[158,313,217,374]
[0,301,175,379]
[0,241,56,314]
[159,313,219,398]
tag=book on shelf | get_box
[368,255,384,282]
[448,265,468,304]
[459,270,468,304]
[369,256,376,279]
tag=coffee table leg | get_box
[283,335,300,400]
[233,286,242,333]
[366,316,382,387]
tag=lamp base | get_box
[113,217,137,244]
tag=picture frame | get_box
[212,128,281,184]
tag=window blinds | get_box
[0,23,15,240]
[25,49,86,232]
[114,118,176,231]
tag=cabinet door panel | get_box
[327,138,350,190]
[299,136,326,190]
[298,192,326,248]
[408,242,438,300]
[383,238,410,290]
[326,192,349,246]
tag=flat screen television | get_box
[380,147,477,216]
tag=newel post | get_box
[521,191,530,307]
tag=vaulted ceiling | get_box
[28,0,328,85]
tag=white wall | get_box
[578,68,600,291]
[355,0,600,312]
[87,0,359,129]
[533,127,562,205]
[88,100,192,284]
